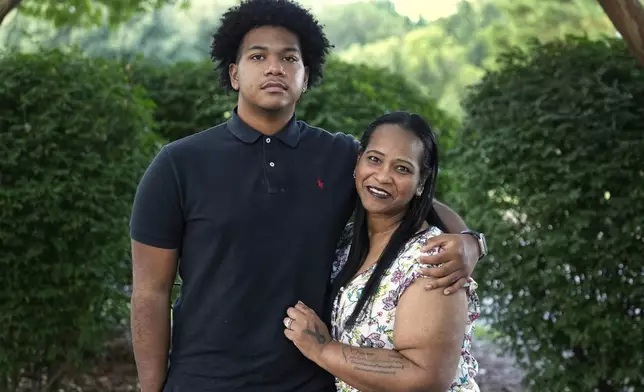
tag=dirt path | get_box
[17,337,529,391]
[472,338,529,392]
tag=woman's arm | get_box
[320,282,466,392]
[284,282,468,392]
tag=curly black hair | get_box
[210,0,332,91]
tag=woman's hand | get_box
[283,301,332,364]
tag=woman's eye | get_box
[250,54,264,60]
[367,156,379,163]
[397,166,411,173]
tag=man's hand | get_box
[418,233,480,295]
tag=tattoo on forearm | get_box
[303,324,328,344]
[341,347,405,375]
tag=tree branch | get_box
[0,0,22,27]
[598,0,644,66]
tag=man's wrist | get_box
[461,233,481,262]
[460,230,487,261]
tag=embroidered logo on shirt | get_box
[317,178,324,189]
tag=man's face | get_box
[229,26,309,113]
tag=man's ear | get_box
[229,63,240,91]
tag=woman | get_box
[283,112,480,391]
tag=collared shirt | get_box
[130,108,358,391]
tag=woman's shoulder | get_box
[396,225,443,266]
[415,225,443,244]
[394,225,481,314]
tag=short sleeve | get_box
[337,132,360,154]
[395,227,443,302]
[129,146,184,249]
[348,134,359,154]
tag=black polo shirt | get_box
[130,109,358,391]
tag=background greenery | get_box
[450,36,643,391]
[0,0,617,118]
[0,48,160,391]
[1,1,642,391]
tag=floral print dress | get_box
[330,223,480,392]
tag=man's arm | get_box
[432,199,469,233]
[129,146,185,392]
[417,200,482,294]
[131,241,178,392]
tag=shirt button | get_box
[269,162,275,167]
[266,137,271,143]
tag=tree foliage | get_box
[0,49,158,391]
[339,0,616,117]
[1,0,178,28]
[1,0,620,119]
[0,1,231,63]
[317,0,423,50]
[452,37,644,391]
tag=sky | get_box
[319,0,462,21]
[184,0,463,31]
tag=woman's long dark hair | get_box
[329,111,441,331]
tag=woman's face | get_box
[355,124,425,218]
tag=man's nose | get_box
[265,58,285,75]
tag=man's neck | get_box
[237,101,295,136]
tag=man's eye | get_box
[284,56,298,62]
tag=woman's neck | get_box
[366,210,430,243]
[366,212,404,243]
[237,101,294,136]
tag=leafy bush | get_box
[298,57,457,142]
[452,37,644,391]
[127,57,458,198]
[0,49,158,391]
[125,60,238,143]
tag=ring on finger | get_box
[284,317,294,330]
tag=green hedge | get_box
[0,49,158,391]
[125,60,237,143]
[452,37,644,391]
[127,56,458,198]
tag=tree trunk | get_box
[598,0,644,66]
[0,0,21,27]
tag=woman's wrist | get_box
[317,340,341,370]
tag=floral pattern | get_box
[330,223,481,392]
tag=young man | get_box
[129,1,487,391]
